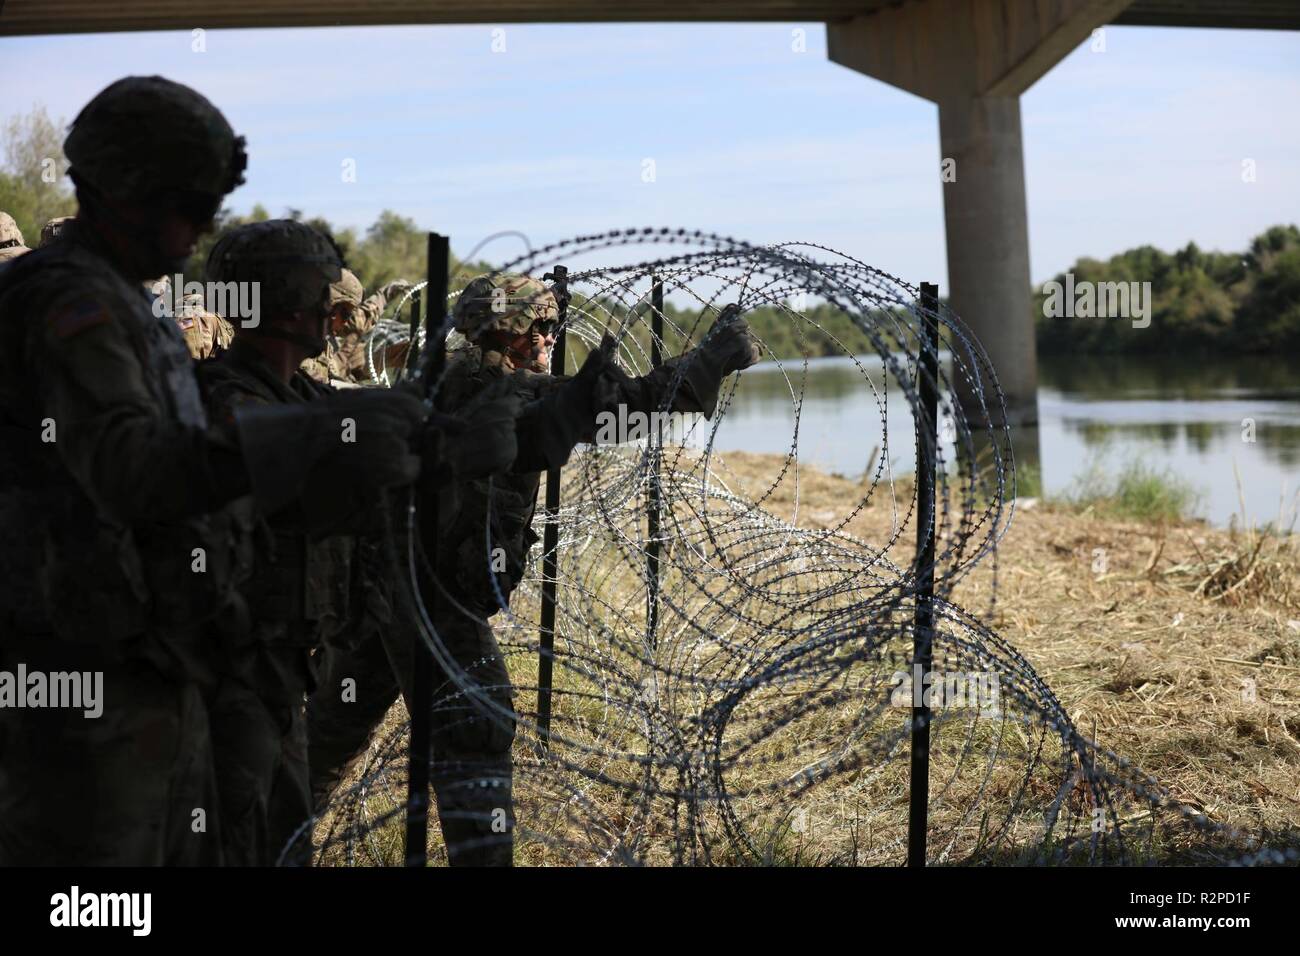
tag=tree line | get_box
[5,105,1296,358]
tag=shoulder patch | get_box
[48,299,112,339]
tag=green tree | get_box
[0,105,76,245]
[1035,225,1300,355]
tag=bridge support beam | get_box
[937,94,1035,426]
[829,0,1132,429]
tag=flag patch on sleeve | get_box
[48,299,112,339]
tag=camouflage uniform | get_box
[0,78,260,867]
[197,221,476,866]
[176,292,234,361]
[0,211,29,263]
[301,271,405,385]
[198,339,357,866]
[196,220,350,866]
[0,78,426,868]
[0,221,249,866]
[308,273,760,865]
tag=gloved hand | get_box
[565,333,619,417]
[512,335,617,472]
[379,279,413,301]
[426,379,523,482]
[233,387,424,527]
[700,304,761,375]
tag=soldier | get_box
[308,272,761,865]
[0,76,424,866]
[39,216,74,247]
[198,219,520,865]
[176,291,234,360]
[301,269,411,385]
[0,211,29,263]
[142,273,233,358]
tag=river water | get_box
[707,352,1299,528]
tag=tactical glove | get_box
[650,306,762,418]
[700,304,762,375]
[426,379,523,482]
[512,335,616,472]
[379,279,413,301]
[233,387,424,527]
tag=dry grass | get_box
[317,451,1300,865]
[722,452,1300,846]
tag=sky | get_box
[2,21,1297,290]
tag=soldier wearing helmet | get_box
[308,271,762,865]
[197,220,520,865]
[0,211,29,263]
[174,291,234,360]
[0,77,427,867]
[454,274,561,372]
[301,269,412,385]
[39,216,74,248]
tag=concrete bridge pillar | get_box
[937,93,1035,425]
[829,0,1132,430]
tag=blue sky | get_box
[3,22,1297,289]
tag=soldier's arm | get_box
[523,320,755,423]
[33,294,250,525]
[351,291,387,335]
[507,320,758,472]
[603,310,762,418]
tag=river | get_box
[707,352,1299,528]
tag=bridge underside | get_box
[2,1,1298,34]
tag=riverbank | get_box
[316,451,1300,865]
[721,450,1300,851]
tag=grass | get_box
[315,451,1300,866]
[1055,458,1202,523]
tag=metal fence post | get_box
[907,281,940,868]
[646,276,665,652]
[405,232,450,867]
[537,265,569,747]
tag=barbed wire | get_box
[312,229,1298,866]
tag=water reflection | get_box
[710,352,1299,527]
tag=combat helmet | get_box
[206,219,343,321]
[64,76,247,220]
[328,267,364,310]
[40,216,73,246]
[453,273,558,340]
[0,211,25,249]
